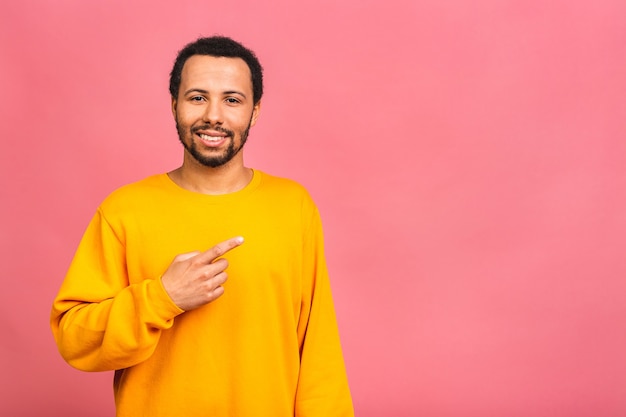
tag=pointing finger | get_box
[199,236,244,263]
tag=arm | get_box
[50,208,243,372]
[50,208,183,371]
[295,208,354,417]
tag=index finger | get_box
[197,236,245,263]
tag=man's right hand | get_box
[160,236,244,311]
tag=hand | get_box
[160,236,244,311]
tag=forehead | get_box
[180,55,253,93]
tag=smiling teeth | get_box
[200,134,223,141]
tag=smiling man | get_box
[51,36,353,417]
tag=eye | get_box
[225,97,241,105]
[190,96,206,102]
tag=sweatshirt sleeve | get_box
[50,208,183,372]
[295,206,354,417]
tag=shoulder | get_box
[253,170,322,231]
[255,170,311,197]
[98,174,169,214]
[255,170,317,207]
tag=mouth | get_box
[195,129,230,147]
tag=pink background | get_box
[1,1,625,416]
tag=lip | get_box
[196,129,227,137]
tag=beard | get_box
[176,118,251,168]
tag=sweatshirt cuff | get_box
[144,277,185,327]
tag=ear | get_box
[171,97,177,118]
[250,101,261,127]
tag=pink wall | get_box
[2,0,625,415]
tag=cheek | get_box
[175,113,197,130]
[175,104,202,122]
[235,110,257,128]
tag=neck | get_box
[168,155,253,195]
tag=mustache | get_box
[191,124,234,136]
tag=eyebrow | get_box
[183,88,247,99]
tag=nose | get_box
[202,100,223,125]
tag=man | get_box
[51,36,354,417]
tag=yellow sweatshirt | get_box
[51,170,353,417]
